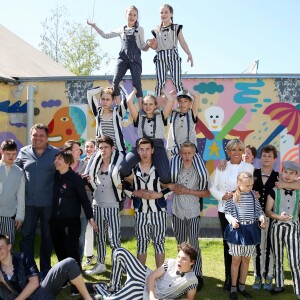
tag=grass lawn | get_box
[14,234,294,300]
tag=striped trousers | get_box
[154,48,183,96]
[135,211,167,254]
[252,217,273,278]
[96,247,147,299]
[271,221,300,294]
[94,206,121,264]
[0,216,16,245]
[172,214,202,276]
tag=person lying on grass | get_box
[0,234,95,300]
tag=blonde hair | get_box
[226,139,245,153]
[101,87,114,99]
[233,172,253,204]
[142,94,157,106]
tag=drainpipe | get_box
[26,85,38,144]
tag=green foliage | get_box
[39,5,69,64]
[61,22,110,76]
[39,5,111,75]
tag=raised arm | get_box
[87,20,120,39]
[178,30,193,67]
[161,88,175,120]
[188,88,200,119]
[87,86,102,116]
[126,87,139,123]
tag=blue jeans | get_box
[20,205,53,274]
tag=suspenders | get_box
[275,188,299,221]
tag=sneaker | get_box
[85,263,107,275]
[229,292,238,300]
[70,285,79,297]
[264,276,273,291]
[83,255,96,267]
[252,276,262,290]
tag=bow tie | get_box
[284,189,293,196]
[100,171,108,175]
[176,271,185,277]
[147,118,155,123]
[179,113,186,118]
[162,28,170,32]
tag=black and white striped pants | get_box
[172,214,202,276]
[94,206,121,264]
[97,247,147,299]
[271,221,300,294]
[154,48,183,96]
[135,211,167,254]
[252,217,273,278]
[0,216,16,245]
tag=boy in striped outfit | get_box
[266,160,300,298]
[124,137,171,268]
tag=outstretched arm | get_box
[127,88,139,123]
[178,30,193,67]
[87,20,120,39]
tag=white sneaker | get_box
[85,263,107,275]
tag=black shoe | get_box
[270,287,285,294]
[223,278,231,292]
[197,276,203,291]
[229,292,238,300]
[238,288,252,298]
[70,285,79,297]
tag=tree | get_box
[39,5,69,64]
[61,22,110,76]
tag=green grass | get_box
[13,234,295,299]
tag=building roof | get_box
[0,24,74,81]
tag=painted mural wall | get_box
[1,76,300,217]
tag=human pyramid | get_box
[0,4,300,300]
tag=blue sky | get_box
[1,0,300,75]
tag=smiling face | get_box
[31,128,48,150]
[228,144,243,164]
[0,238,11,262]
[126,7,138,27]
[71,143,82,160]
[85,141,96,158]
[160,5,173,25]
[54,155,70,173]
[176,250,194,273]
[142,96,157,116]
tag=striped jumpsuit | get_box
[151,24,184,96]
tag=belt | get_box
[240,220,256,225]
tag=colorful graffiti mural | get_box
[1,76,299,217]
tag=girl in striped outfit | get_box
[87,5,149,106]
[225,172,266,300]
[148,4,193,96]
[87,86,127,155]
[119,87,174,184]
